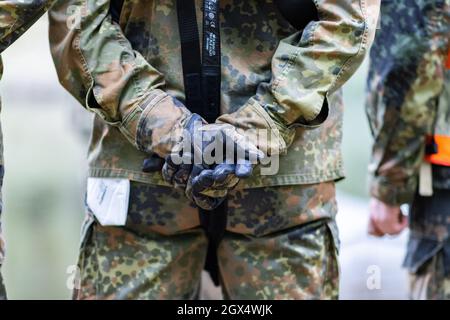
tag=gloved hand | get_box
[139,95,195,171]
[186,99,295,209]
[187,162,254,210]
[162,114,263,210]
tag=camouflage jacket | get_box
[50,0,380,188]
[0,0,55,165]
[0,0,54,272]
[366,0,450,206]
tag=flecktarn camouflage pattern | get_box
[0,0,55,300]
[409,245,450,300]
[366,0,450,299]
[0,165,4,300]
[405,189,450,300]
[50,0,380,188]
[0,0,54,52]
[366,0,450,205]
[49,0,380,299]
[74,182,339,300]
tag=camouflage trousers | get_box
[0,226,5,300]
[0,224,5,300]
[0,274,5,300]
[405,188,450,300]
[74,181,339,300]
[0,165,5,300]
[409,251,450,300]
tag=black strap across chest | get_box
[176,0,225,287]
[176,0,221,123]
[114,0,319,287]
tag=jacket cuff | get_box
[253,83,329,131]
[369,175,418,206]
[216,97,295,156]
[121,89,192,158]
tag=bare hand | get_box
[368,198,408,237]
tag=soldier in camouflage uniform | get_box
[366,0,450,300]
[0,0,55,300]
[50,0,380,299]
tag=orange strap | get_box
[447,46,450,69]
[426,135,450,166]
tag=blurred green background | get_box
[0,16,406,300]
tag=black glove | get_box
[162,114,261,210]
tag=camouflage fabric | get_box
[0,0,56,114]
[49,0,380,188]
[432,72,450,189]
[406,188,450,243]
[74,181,339,300]
[366,0,450,205]
[402,189,450,299]
[409,247,450,300]
[0,0,56,301]
[0,0,54,53]
[0,105,5,301]
[367,0,450,300]
[0,269,5,300]
[0,0,56,163]
[0,170,4,300]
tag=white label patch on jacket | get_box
[86,178,130,226]
[419,161,433,197]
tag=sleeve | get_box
[366,0,450,205]
[0,0,54,52]
[49,0,192,158]
[216,0,381,155]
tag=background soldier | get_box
[50,0,379,299]
[0,0,56,300]
[366,0,450,300]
